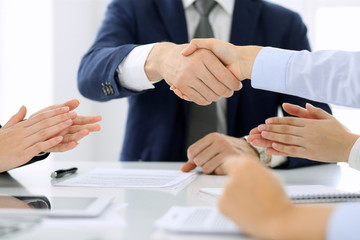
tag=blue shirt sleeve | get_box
[251,47,360,108]
[251,47,295,94]
[327,203,360,240]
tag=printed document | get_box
[154,206,242,234]
[54,168,197,190]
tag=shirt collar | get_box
[182,0,234,15]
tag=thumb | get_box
[180,162,197,172]
[306,103,332,119]
[181,41,199,56]
[182,39,216,56]
[3,106,27,128]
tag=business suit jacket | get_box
[78,0,331,168]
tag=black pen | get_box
[50,167,78,179]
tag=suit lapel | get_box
[227,0,262,135]
[153,0,189,44]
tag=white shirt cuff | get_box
[348,137,360,171]
[251,47,295,94]
[117,43,157,92]
[269,155,287,168]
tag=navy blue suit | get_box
[78,0,331,168]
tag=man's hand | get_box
[180,133,259,175]
[170,39,262,100]
[144,42,242,105]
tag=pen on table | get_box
[50,167,78,179]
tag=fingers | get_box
[282,102,332,120]
[62,128,90,142]
[305,103,332,119]
[23,107,70,127]
[180,162,197,172]
[250,136,273,148]
[46,141,78,153]
[260,130,303,146]
[171,49,240,105]
[30,99,79,117]
[25,111,75,136]
[268,142,306,158]
[201,51,241,94]
[257,123,303,137]
[282,103,311,118]
[72,115,102,125]
[3,106,27,128]
[24,119,73,148]
[187,134,214,161]
[265,116,306,127]
[182,39,215,56]
[63,99,81,111]
[201,153,226,174]
[24,136,63,159]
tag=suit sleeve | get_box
[274,12,333,169]
[77,0,143,101]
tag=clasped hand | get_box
[145,41,249,105]
[149,39,262,103]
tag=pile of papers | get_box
[54,168,198,191]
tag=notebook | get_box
[200,185,360,204]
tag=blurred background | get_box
[0,0,359,163]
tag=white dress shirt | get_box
[117,0,286,167]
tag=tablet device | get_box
[0,194,113,217]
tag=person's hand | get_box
[144,42,242,105]
[170,39,262,100]
[218,156,292,239]
[0,105,74,172]
[28,99,102,152]
[248,103,359,163]
[180,133,259,175]
[218,156,332,240]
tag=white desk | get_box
[2,160,360,240]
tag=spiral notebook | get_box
[200,185,360,204]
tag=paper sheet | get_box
[42,202,127,228]
[154,206,241,234]
[200,185,360,203]
[54,168,197,190]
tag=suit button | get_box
[106,82,114,95]
[101,83,108,95]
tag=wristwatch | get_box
[243,135,270,164]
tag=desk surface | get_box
[3,160,360,240]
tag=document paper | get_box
[54,168,197,189]
[155,206,242,234]
[200,185,360,203]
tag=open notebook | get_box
[200,185,360,204]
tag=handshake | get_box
[145,39,262,105]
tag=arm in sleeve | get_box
[77,0,149,101]
[348,137,360,171]
[117,43,157,92]
[268,12,332,169]
[327,204,360,240]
